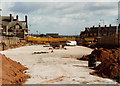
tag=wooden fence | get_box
[1,36,20,46]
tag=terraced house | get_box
[80,24,120,43]
[1,14,28,38]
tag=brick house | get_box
[1,14,28,38]
[80,24,120,42]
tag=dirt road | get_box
[0,45,117,84]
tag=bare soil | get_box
[77,48,120,83]
[1,54,30,84]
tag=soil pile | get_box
[90,48,120,83]
[91,48,119,62]
[77,48,119,82]
[78,48,119,62]
[1,54,30,84]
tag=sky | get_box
[0,1,119,35]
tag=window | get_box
[14,29,16,33]
[103,33,107,36]
[94,33,97,36]
[3,28,6,32]
[22,23,26,27]
[8,29,12,32]
[15,25,19,29]
[90,33,92,36]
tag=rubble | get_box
[1,54,30,84]
[33,51,49,54]
[43,45,50,47]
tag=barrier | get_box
[26,36,76,42]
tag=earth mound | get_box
[1,54,30,84]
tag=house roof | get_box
[2,16,11,26]
[2,16,27,29]
[8,21,26,29]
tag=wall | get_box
[2,36,20,46]
[97,34,119,47]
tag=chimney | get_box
[105,25,107,27]
[25,15,28,28]
[85,27,89,31]
[10,14,13,22]
[109,24,111,27]
[16,15,18,21]
[99,25,101,27]
[93,25,95,28]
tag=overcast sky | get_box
[1,2,118,35]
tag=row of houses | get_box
[80,24,120,47]
[80,24,120,42]
[0,14,28,38]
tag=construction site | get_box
[0,21,119,85]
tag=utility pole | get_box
[98,23,101,38]
[29,24,31,36]
[116,19,119,35]
[36,30,38,36]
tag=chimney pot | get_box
[10,14,13,22]
[99,25,101,27]
[105,25,107,27]
[109,24,111,27]
[16,15,18,21]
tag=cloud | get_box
[10,2,47,14]
[85,2,116,11]
[2,2,118,35]
[1,2,15,15]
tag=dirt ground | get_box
[0,45,118,84]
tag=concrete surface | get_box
[0,45,118,84]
